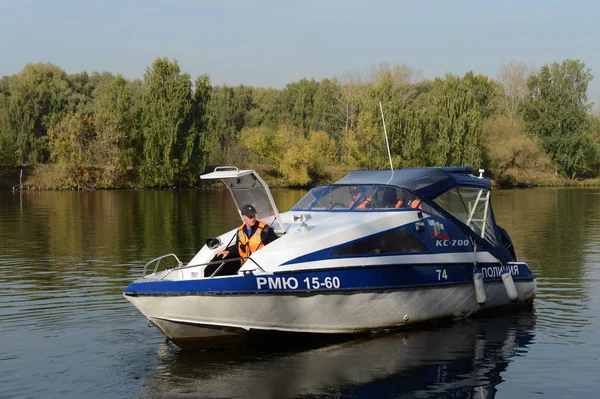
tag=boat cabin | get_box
[197,166,513,270]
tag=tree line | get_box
[0,58,599,188]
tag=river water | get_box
[0,187,598,398]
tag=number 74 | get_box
[436,269,448,280]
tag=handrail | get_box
[142,254,266,280]
[208,261,227,277]
[214,166,239,172]
[142,253,182,277]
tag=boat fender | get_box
[473,269,486,305]
[501,268,519,301]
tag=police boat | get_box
[124,166,536,348]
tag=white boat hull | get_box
[125,279,536,347]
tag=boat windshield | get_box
[292,184,422,211]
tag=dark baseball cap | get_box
[241,204,257,216]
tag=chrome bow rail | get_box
[142,253,183,277]
[141,253,265,280]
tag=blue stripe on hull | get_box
[124,263,535,296]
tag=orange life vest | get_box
[356,198,372,209]
[395,199,404,208]
[410,199,422,209]
[237,221,266,264]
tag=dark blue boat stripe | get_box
[280,223,430,265]
[124,263,534,296]
[280,214,498,266]
[124,278,537,297]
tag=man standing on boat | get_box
[215,204,278,264]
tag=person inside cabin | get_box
[377,187,400,208]
[349,187,373,209]
[395,191,422,209]
[394,191,408,208]
[215,204,278,264]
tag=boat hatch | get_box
[200,166,285,233]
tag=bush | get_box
[483,116,556,186]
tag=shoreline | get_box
[2,165,600,191]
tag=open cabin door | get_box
[200,166,285,234]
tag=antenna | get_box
[379,101,394,171]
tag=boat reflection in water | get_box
[140,310,536,399]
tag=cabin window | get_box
[293,185,427,211]
[293,185,372,210]
[434,188,499,245]
[332,228,429,256]
[355,186,413,210]
[293,186,328,210]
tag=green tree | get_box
[67,71,116,115]
[0,93,19,166]
[390,107,424,167]
[0,88,19,166]
[184,74,211,180]
[345,66,429,170]
[329,72,365,161]
[246,87,280,129]
[369,71,426,168]
[586,114,600,176]
[522,59,594,178]
[277,78,319,133]
[93,75,139,185]
[337,71,364,136]
[205,84,253,164]
[462,71,499,119]
[139,58,194,187]
[67,71,93,114]
[48,112,96,188]
[350,71,405,170]
[311,78,345,137]
[421,74,484,167]
[6,63,71,163]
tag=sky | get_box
[1,0,600,105]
